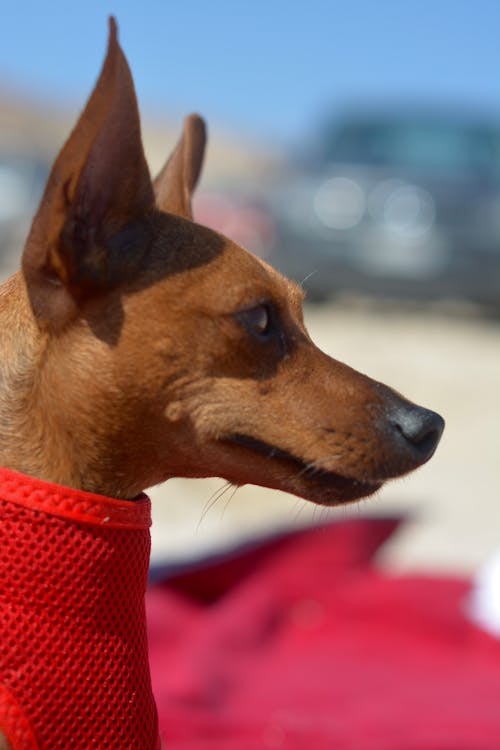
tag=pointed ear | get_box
[153,114,206,219]
[22,17,155,327]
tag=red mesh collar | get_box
[0,467,161,749]
[0,466,152,529]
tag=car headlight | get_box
[369,179,435,238]
[313,177,366,230]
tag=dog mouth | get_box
[223,433,383,505]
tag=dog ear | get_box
[153,114,206,219]
[22,17,155,327]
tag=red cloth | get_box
[147,520,500,750]
[0,467,160,750]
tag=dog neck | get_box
[0,466,160,748]
[0,272,150,498]
[0,274,46,472]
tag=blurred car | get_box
[0,152,48,271]
[198,111,500,311]
[264,110,500,308]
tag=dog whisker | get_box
[221,484,240,519]
[299,269,318,288]
[198,481,233,529]
[291,498,310,524]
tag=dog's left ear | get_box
[153,114,206,220]
[22,18,155,327]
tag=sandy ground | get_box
[147,299,500,576]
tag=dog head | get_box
[19,19,444,499]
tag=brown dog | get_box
[0,18,443,749]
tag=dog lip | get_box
[222,432,382,501]
[225,433,302,466]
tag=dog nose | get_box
[392,405,445,462]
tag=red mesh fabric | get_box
[0,466,160,750]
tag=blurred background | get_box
[1,0,499,578]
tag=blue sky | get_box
[1,1,498,146]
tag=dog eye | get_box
[236,304,271,337]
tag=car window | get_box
[323,120,500,176]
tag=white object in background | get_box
[467,548,500,638]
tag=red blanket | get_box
[147,519,500,749]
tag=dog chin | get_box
[290,475,384,507]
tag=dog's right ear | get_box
[153,114,206,220]
[22,18,155,329]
